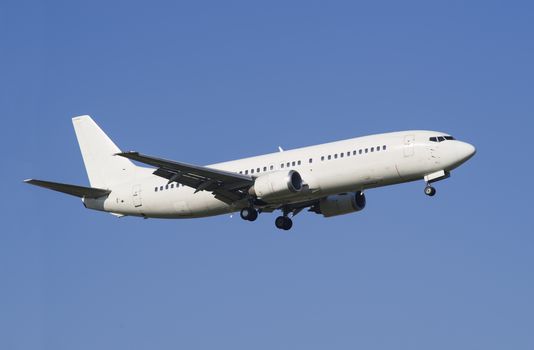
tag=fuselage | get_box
[85,130,476,218]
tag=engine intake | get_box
[249,170,303,201]
[315,191,366,217]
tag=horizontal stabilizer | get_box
[24,179,111,198]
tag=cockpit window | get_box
[429,135,455,142]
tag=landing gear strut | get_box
[240,207,258,221]
[275,216,293,230]
[424,185,436,197]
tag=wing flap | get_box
[24,179,111,198]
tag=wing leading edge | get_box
[116,151,253,204]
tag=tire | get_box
[282,217,293,230]
[424,186,436,196]
[240,208,250,220]
[275,216,286,229]
[248,209,258,221]
[240,208,258,221]
[275,216,293,230]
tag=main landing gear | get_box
[239,205,298,231]
[275,216,293,231]
[274,206,302,231]
[240,207,258,221]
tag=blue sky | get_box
[2,1,534,349]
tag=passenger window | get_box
[287,162,290,167]
[270,165,274,170]
[353,150,357,155]
[171,183,174,188]
[292,161,296,166]
[371,147,374,152]
[280,164,284,168]
[365,148,368,153]
[297,160,301,165]
[328,155,331,160]
[334,154,338,159]
[309,158,313,163]
[155,187,158,192]
[347,152,350,157]
[160,186,163,191]
[245,170,249,174]
[321,156,325,161]
[340,153,344,158]
[251,169,254,174]
[257,168,260,173]
[377,146,381,151]
[165,184,169,190]
[359,149,362,154]
[263,166,267,172]
[383,145,387,150]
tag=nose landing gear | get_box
[424,185,437,196]
[423,170,449,197]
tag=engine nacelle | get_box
[249,170,303,201]
[315,191,366,217]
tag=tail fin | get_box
[72,115,138,189]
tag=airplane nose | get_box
[457,142,476,162]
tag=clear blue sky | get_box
[2,1,533,349]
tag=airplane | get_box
[25,115,476,230]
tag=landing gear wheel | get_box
[283,218,293,230]
[240,207,258,221]
[275,216,293,230]
[424,186,436,197]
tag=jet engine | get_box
[249,170,303,201]
[313,191,366,217]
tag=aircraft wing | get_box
[116,151,253,204]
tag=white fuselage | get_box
[84,130,475,218]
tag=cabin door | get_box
[403,135,415,157]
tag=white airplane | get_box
[25,115,476,230]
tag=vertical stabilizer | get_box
[72,115,137,188]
